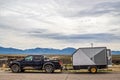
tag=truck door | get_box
[33,56,43,69]
[21,56,34,68]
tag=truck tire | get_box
[44,65,54,73]
[89,66,97,73]
[11,64,21,73]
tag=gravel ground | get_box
[0,71,120,80]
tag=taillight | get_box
[59,60,63,66]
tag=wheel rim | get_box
[11,65,19,72]
[91,68,96,73]
[45,65,53,72]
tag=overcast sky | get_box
[0,0,120,50]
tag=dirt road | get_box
[0,71,120,80]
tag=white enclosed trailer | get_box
[72,47,112,73]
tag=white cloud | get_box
[0,0,120,50]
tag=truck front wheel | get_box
[11,64,21,73]
[89,66,97,73]
[44,65,54,73]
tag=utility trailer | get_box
[72,47,112,73]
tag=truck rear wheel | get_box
[11,64,21,73]
[89,66,97,73]
[44,65,54,73]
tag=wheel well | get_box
[11,63,20,68]
[43,63,54,69]
[88,66,97,69]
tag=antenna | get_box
[91,43,93,47]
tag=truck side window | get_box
[34,56,42,61]
[25,56,33,61]
[44,56,49,61]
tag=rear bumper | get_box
[55,65,63,70]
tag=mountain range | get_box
[0,46,76,55]
[0,46,120,55]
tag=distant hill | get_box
[0,46,120,55]
[24,47,76,54]
[112,51,120,55]
[0,46,76,54]
[0,47,23,54]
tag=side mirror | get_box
[22,58,25,61]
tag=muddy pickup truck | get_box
[9,55,63,73]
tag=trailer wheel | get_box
[89,66,97,73]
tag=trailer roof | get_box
[72,47,107,55]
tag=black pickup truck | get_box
[9,55,63,73]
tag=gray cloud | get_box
[74,1,120,17]
[28,29,48,34]
[28,31,120,42]
[0,23,19,31]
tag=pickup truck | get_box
[9,55,63,73]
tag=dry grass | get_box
[110,65,120,72]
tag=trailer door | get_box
[107,49,112,66]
